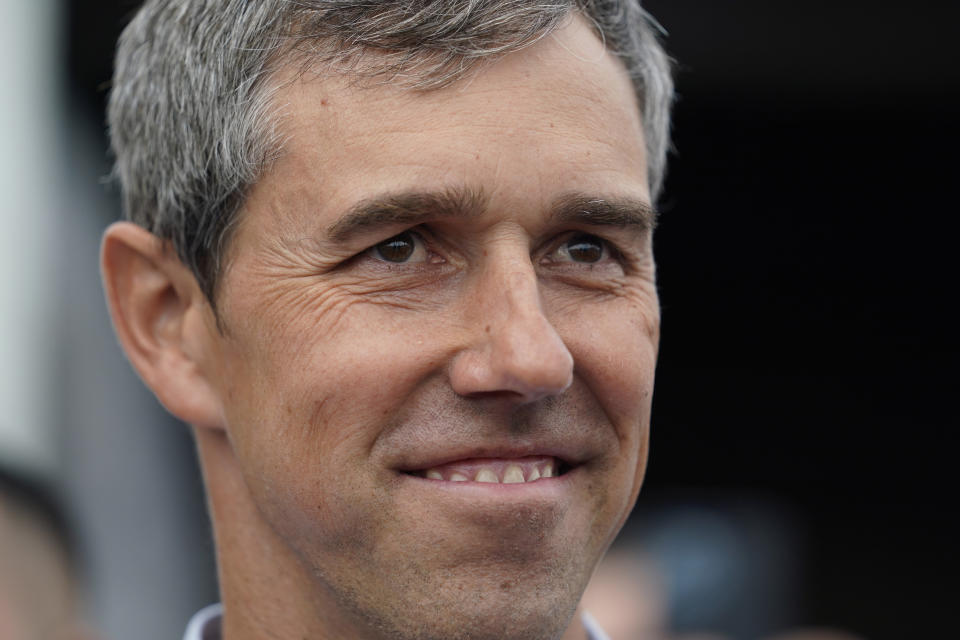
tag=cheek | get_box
[553,291,657,455]
[553,290,659,429]
[217,293,456,540]
[552,290,657,538]
[222,314,426,471]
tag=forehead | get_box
[241,16,648,241]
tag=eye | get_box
[369,231,429,263]
[554,233,608,263]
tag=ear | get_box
[100,222,225,430]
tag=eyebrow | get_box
[327,188,657,243]
[329,187,487,242]
[551,193,658,232]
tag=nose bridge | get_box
[453,247,574,402]
[498,258,542,324]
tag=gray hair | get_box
[109,0,674,301]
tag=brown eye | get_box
[372,231,422,263]
[561,234,606,263]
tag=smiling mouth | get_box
[405,456,571,484]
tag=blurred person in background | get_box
[580,501,869,640]
[0,467,98,640]
[100,1,673,639]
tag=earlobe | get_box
[100,222,225,429]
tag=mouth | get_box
[402,455,573,485]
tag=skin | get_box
[102,15,658,640]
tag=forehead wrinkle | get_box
[328,185,488,242]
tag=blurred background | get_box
[0,0,956,638]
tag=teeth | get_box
[503,465,524,484]
[475,469,499,483]
[418,459,563,483]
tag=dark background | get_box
[66,1,958,638]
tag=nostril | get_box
[461,389,528,402]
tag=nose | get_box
[449,261,574,404]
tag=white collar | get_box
[182,603,222,640]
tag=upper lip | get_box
[391,438,595,473]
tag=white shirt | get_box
[183,603,611,640]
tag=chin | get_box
[326,550,591,640]
[366,588,581,640]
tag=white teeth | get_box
[420,460,562,483]
[475,469,499,483]
[503,465,524,484]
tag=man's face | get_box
[206,16,658,640]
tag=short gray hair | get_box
[109,0,674,301]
